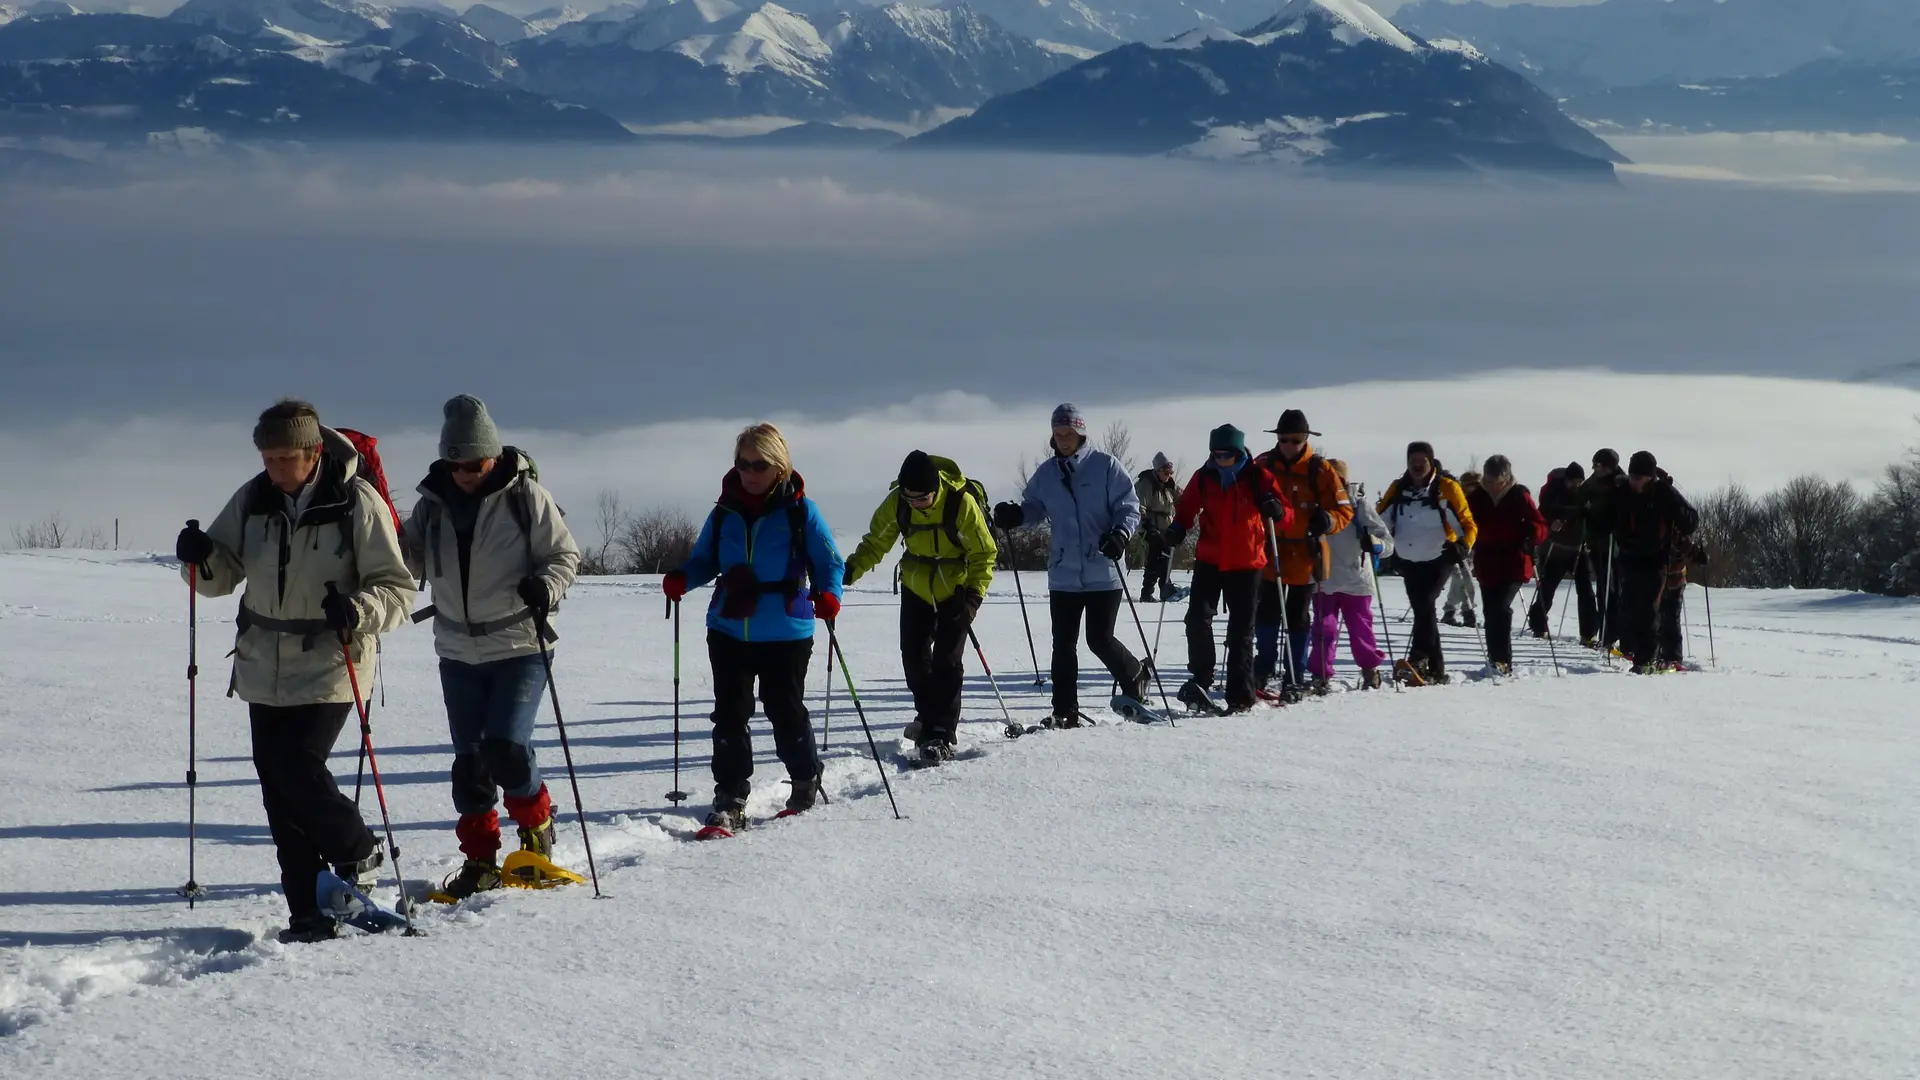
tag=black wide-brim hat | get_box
[1264,408,1320,437]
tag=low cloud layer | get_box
[3,146,1918,435]
[8,372,1917,555]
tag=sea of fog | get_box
[1,141,1917,547]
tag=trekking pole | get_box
[1111,556,1177,723]
[1702,581,1717,669]
[666,597,688,804]
[353,639,388,808]
[325,583,419,936]
[532,609,604,899]
[1557,543,1581,642]
[997,526,1046,686]
[179,525,207,908]
[1264,524,1300,698]
[968,628,1024,738]
[1600,538,1617,669]
[1539,577,1563,678]
[820,634,835,752]
[824,620,902,820]
[1369,555,1404,694]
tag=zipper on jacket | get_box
[742,511,759,642]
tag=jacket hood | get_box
[721,468,806,505]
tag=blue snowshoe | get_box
[316,869,411,935]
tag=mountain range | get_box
[1566,58,1920,138]
[1394,0,1920,97]
[911,0,1625,177]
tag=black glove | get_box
[321,589,360,634]
[1307,508,1333,537]
[992,501,1024,532]
[175,524,214,568]
[1162,523,1187,549]
[517,576,550,614]
[1259,496,1286,521]
[955,588,984,622]
[1099,529,1129,561]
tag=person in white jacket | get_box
[1308,460,1394,691]
[403,396,580,900]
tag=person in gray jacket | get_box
[175,399,416,943]
[402,396,581,900]
[993,403,1148,725]
[1135,452,1180,603]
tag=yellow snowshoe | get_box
[500,849,587,890]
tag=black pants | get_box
[901,591,970,743]
[708,632,817,808]
[1531,543,1596,640]
[1589,543,1622,649]
[249,703,377,920]
[1255,580,1315,687]
[1186,563,1260,708]
[1400,558,1451,677]
[1617,560,1684,668]
[1483,581,1523,666]
[1141,528,1174,600]
[1049,589,1141,715]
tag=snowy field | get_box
[0,550,1914,1078]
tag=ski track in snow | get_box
[0,551,1914,1076]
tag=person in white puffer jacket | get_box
[1308,460,1394,692]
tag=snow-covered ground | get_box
[1,550,1914,1076]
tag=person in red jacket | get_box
[1466,455,1547,675]
[1162,424,1293,713]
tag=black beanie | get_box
[1593,448,1620,470]
[1565,461,1586,482]
[899,450,938,494]
[1629,450,1658,478]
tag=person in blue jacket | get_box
[664,423,845,834]
[993,403,1149,725]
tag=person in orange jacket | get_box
[1252,409,1354,701]
[1162,424,1293,713]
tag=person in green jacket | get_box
[844,451,997,763]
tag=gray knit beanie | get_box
[1050,403,1087,433]
[1152,451,1171,471]
[440,395,502,461]
[253,399,323,451]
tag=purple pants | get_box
[1309,592,1385,680]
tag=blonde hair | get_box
[1328,458,1349,481]
[734,422,792,485]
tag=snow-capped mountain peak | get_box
[170,0,396,47]
[1247,0,1418,53]
[669,3,828,81]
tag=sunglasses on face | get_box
[904,490,934,505]
[1212,450,1239,461]
[1278,436,1308,446]
[448,460,488,475]
[735,458,774,474]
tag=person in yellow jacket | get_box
[843,451,997,763]
[1376,441,1478,685]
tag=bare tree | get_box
[578,490,625,576]
[11,514,109,551]
[617,506,701,575]
[1100,419,1135,474]
[1693,483,1764,588]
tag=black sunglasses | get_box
[735,458,774,474]
[448,460,488,475]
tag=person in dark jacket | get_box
[1135,453,1180,602]
[1528,462,1596,643]
[1612,451,1700,673]
[1581,448,1625,652]
[1163,425,1293,712]
[1466,455,1547,675]
[664,423,845,834]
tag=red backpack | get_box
[337,428,404,539]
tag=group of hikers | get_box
[176,397,1700,942]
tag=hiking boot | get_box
[1177,679,1214,713]
[1126,664,1152,705]
[1310,677,1331,697]
[278,913,341,944]
[1462,609,1478,629]
[902,719,924,743]
[1629,662,1651,675]
[916,740,956,766]
[517,818,556,859]
[703,807,747,833]
[334,847,383,893]
[1442,609,1461,627]
[1580,636,1600,650]
[439,858,502,901]
[1491,661,1513,677]
[1044,713,1083,729]
[1140,590,1155,604]
[1361,667,1383,690]
[785,768,822,814]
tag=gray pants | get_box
[1444,561,1476,614]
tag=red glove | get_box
[811,590,841,622]
[663,571,689,603]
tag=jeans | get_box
[1255,581,1313,688]
[1048,589,1141,715]
[441,654,551,859]
[1185,563,1260,708]
[249,703,377,919]
[708,631,817,808]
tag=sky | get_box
[3,141,1919,548]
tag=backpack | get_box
[337,428,404,540]
[895,471,988,553]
